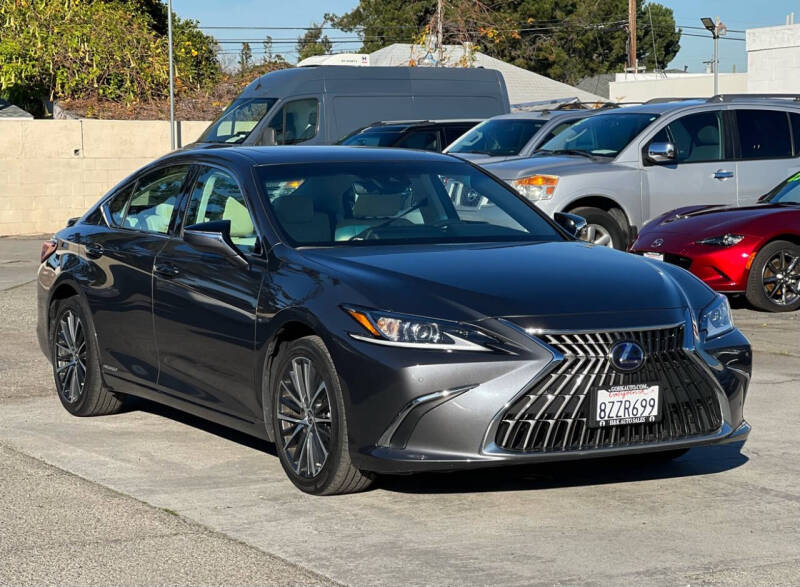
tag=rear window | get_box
[735,110,793,159]
[447,118,546,156]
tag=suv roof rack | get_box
[707,94,800,102]
[644,97,705,104]
[512,97,616,112]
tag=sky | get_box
[172,0,800,73]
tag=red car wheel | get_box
[746,240,800,312]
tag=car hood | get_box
[448,152,522,165]
[642,203,796,235]
[481,155,611,180]
[302,241,694,323]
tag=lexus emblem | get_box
[609,341,645,372]
[651,238,664,248]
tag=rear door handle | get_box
[85,243,104,259]
[713,169,734,180]
[153,262,180,278]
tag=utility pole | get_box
[627,0,637,71]
[436,0,444,66]
[167,0,175,150]
[701,16,727,95]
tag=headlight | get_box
[699,294,734,340]
[512,175,559,201]
[344,307,495,351]
[695,234,745,246]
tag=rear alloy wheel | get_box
[50,297,124,416]
[569,206,627,250]
[270,336,374,495]
[746,241,800,312]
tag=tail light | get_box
[41,239,58,263]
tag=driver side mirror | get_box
[646,142,676,164]
[184,220,249,267]
[554,212,588,239]
[260,127,276,146]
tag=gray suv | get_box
[482,96,800,249]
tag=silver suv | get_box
[481,96,800,249]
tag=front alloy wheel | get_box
[746,241,800,312]
[269,336,373,495]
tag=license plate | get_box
[591,383,661,427]
[643,252,664,262]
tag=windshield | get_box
[198,98,277,144]
[537,112,659,157]
[764,172,800,204]
[338,128,406,147]
[446,118,546,156]
[257,161,564,246]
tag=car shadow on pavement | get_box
[121,397,747,495]
[378,443,748,494]
[126,396,278,457]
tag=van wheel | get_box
[50,297,124,416]
[569,207,626,250]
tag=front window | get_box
[538,113,659,158]
[764,172,800,204]
[198,98,277,144]
[650,111,725,163]
[447,118,546,156]
[257,161,564,246]
[267,98,319,145]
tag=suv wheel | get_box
[569,207,626,250]
[50,297,124,416]
[745,240,800,312]
[269,335,374,495]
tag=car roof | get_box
[167,145,461,166]
[359,119,481,129]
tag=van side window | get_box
[735,110,793,159]
[267,98,319,145]
[652,111,725,163]
[123,166,190,234]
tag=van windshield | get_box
[198,98,277,144]
[536,112,659,158]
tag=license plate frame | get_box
[590,383,662,428]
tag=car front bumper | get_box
[335,308,751,474]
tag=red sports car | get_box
[631,172,800,312]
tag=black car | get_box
[337,120,480,151]
[37,146,751,495]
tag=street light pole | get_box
[714,30,719,94]
[701,16,726,96]
[167,0,176,150]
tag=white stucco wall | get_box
[609,73,748,102]
[747,24,800,93]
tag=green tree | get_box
[296,23,333,61]
[239,42,253,73]
[328,0,681,84]
[0,0,219,114]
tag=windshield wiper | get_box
[541,149,603,159]
[348,199,428,241]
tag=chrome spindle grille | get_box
[495,326,722,453]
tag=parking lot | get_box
[1,236,799,585]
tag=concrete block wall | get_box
[0,119,209,235]
[747,24,800,93]
[609,73,748,103]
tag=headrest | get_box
[274,196,315,224]
[222,197,254,237]
[696,125,719,145]
[352,193,405,217]
[154,202,174,219]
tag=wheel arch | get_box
[561,194,633,234]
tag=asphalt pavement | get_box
[1,236,799,586]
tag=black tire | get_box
[569,206,627,250]
[50,296,124,417]
[745,240,800,312]
[269,335,374,495]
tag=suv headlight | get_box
[695,234,744,246]
[344,307,495,351]
[699,294,734,340]
[512,175,558,201]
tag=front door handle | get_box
[713,169,734,180]
[85,243,104,259]
[153,262,180,278]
